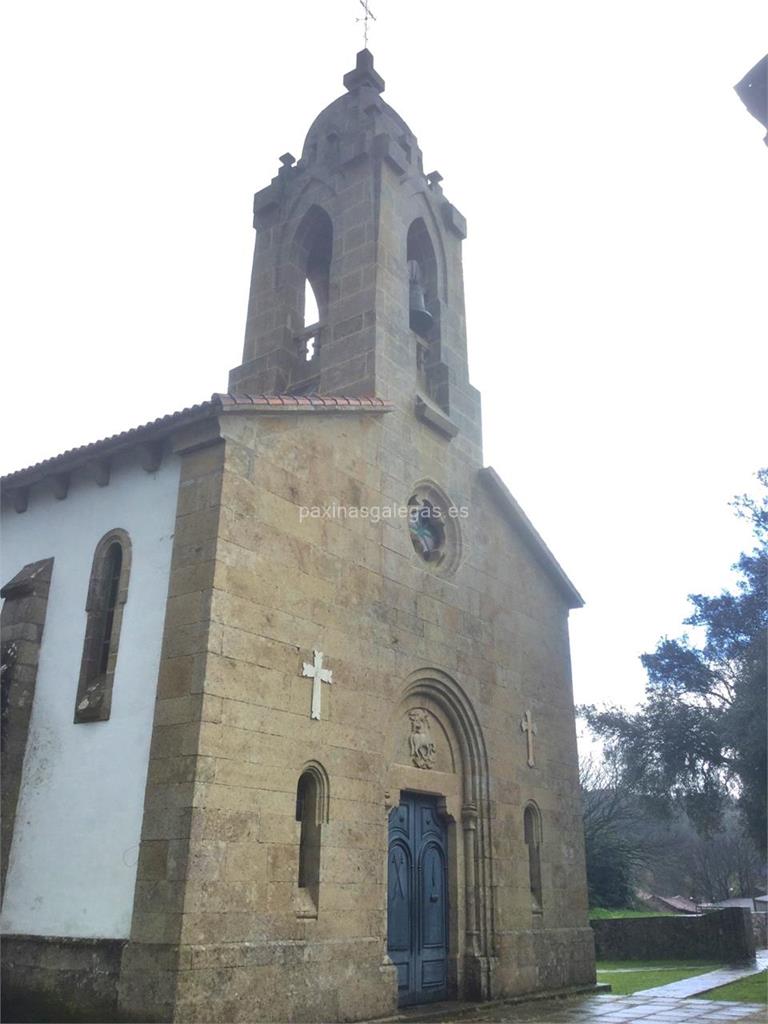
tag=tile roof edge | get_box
[214,392,394,411]
[1,399,218,486]
[0,393,394,486]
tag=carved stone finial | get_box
[408,708,436,769]
[343,49,385,94]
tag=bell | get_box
[408,260,433,337]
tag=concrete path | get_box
[633,948,768,998]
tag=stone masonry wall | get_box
[1,935,124,1023]
[154,404,594,1022]
[591,908,756,963]
[117,422,227,1023]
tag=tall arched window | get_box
[295,762,329,914]
[74,529,131,723]
[523,803,543,909]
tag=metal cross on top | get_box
[520,709,538,768]
[356,0,376,48]
[302,649,333,721]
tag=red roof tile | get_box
[215,392,392,410]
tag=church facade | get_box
[1,51,595,1023]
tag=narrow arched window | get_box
[74,529,132,723]
[97,543,122,674]
[295,762,329,915]
[524,803,543,909]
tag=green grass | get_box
[699,969,768,1005]
[596,960,722,996]
[589,907,675,919]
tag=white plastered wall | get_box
[0,451,180,938]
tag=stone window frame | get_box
[74,528,132,724]
[523,801,544,912]
[294,760,330,918]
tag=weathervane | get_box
[356,0,376,48]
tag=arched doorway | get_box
[385,670,495,1006]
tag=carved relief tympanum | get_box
[408,708,436,769]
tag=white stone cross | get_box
[302,650,333,721]
[520,709,537,768]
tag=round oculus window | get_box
[407,483,462,575]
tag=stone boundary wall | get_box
[753,913,767,949]
[1,935,125,1023]
[591,908,756,963]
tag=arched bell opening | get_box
[289,205,333,391]
[406,218,439,341]
[407,219,450,412]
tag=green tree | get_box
[580,756,660,908]
[582,470,768,854]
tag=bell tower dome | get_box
[229,50,482,453]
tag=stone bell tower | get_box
[229,49,482,455]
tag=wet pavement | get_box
[451,993,766,1022]
[375,952,768,1024]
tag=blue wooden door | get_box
[387,794,449,1006]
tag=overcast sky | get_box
[2,1,766,722]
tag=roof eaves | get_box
[1,399,218,487]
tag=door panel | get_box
[387,794,448,1006]
[387,840,412,992]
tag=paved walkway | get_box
[379,993,766,1023]
[633,948,768,998]
[455,994,766,1021]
